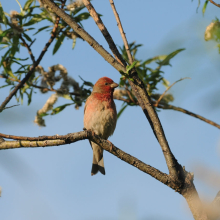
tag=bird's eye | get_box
[105,82,108,85]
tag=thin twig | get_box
[3,104,20,110]
[155,77,191,107]
[157,103,220,129]
[0,132,64,141]
[29,38,36,47]
[114,95,220,129]
[109,0,133,64]
[82,0,126,66]
[20,35,36,64]
[0,0,67,113]
[125,86,135,103]
[209,0,220,7]
[0,74,80,96]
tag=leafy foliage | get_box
[0,0,183,125]
[119,42,184,97]
[0,0,92,106]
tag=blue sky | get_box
[1,0,220,220]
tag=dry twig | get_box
[155,77,191,107]
[209,0,220,7]
[109,0,133,64]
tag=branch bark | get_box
[2,1,214,219]
[209,0,220,8]
[0,130,169,185]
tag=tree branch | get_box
[158,103,220,129]
[3,69,218,131]
[209,0,220,8]
[2,104,20,110]
[0,129,209,219]
[154,77,190,107]
[19,35,36,64]
[0,130,169,186]
[108,0,183,180]
[82,0,126,66]
[0,0,66,112]
[109,0,133,64]
[208,191,220,220]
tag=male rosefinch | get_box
[84,77,118,175]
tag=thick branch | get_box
[0,130,169,186]
[0,130,209,220]
[208,191,220,220]
[78,0,179,179]
[181,174,209,220]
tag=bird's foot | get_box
[85,128,96,136]
[107,140,114,151]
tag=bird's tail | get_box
[91,142,105,176]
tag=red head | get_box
[93,77,118,94]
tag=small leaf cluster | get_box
[0,0,92,105]
[119,42,184,96]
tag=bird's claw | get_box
[107,140,114,151]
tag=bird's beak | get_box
[110,82,118,89]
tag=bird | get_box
[84,77,118,176]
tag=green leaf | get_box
[162,78,170,88]
[73,6,85,15]
[24,27,35,32]
[62,94,72,100]
[51,103,73,115]
[202,0,209,15]
[0,29,12,43]
[39,113,49,117]
[79,76,94,87]
[0,45,9,51]
[13,57,29,61]
[74,12,90,22]
[117,104,128,119]
[23,17,42,26]
[158,48,185,66]
[23,0,34,11]
[22,32,32,42]
[0,2,8,25]
[27,88,33,105]
[15,0,24,16]
[19,87,24,104]
[72,37,76,49]
[196,0,200,12]
[0,84,10,89]
[126,61,138,73]
[53,33,65,55]
[11,35,20,57]
[33,25,50,35]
